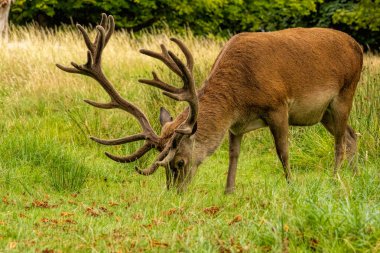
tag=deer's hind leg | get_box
[321,111,358,173]
[345,126,358,172]
[321,74,360,175]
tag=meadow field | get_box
[0,26,379,252]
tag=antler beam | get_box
[56,14,160,163]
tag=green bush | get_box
[332,0,380,49]
[9,0,380,50]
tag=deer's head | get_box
[157,107,199,191]
[57,14,199,192]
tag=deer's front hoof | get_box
[224,187,235,195]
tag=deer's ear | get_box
[159,107,173,126]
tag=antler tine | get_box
[105,15,115,45]
[135,140,173,175]
[135,163,159,176]
[100,13,107,28]
[92,13,108,51]
[167,50,194,90]
[105,142,153,163]
[77,25,94,54]
[92,25,106,65]
[56,63,81,74]
[56,14,161,165]
[170,38,194,71]
[83,99,117,109]
[90,134,146,145]
[138,71,179,93]
[140,45,183,77]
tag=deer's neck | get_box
[191,82,236,165]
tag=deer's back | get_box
[203,28,363,127]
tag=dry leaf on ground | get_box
[203,206,220,215]
[228,215,242,225]
[151,239,169,248]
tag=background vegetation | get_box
[9,0,380,51]
[0,24,379,251]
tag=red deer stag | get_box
[57,14,363,193]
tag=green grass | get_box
[0,25,379,252]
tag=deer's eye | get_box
[176,159,185,169]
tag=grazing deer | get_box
[57,14,363,193]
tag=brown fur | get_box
[160,28,363,192]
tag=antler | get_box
[136,38,199,175]
[139,38,198,135]
[57,14,199,176]
[56,14,160,163]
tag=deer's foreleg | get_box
[225,131,243,194]
[266,109,291,182]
